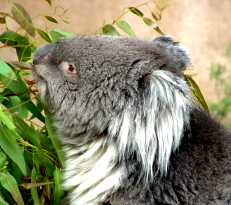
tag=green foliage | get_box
[0,0,208,204]
[209,62,231,127]
[101,2,165,36]
[0,1,72,204]
[185,75,209,112]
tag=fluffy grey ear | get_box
[109,70,194,184]
[152,36,190,74]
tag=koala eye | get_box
[60,62,78,76]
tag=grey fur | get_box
[33,36,231,205]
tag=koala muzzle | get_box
[33,44,54,65]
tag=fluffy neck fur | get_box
[62,138,125,205]
[62,70,194,204]
[109,70,193,183]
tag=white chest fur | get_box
[62,138,124,205]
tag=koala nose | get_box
[33,44,54,65]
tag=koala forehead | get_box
[53,36,158,62]
[52,36,163,84]
[53,36,158,77]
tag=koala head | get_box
[33,36,191,164]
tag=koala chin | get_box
[33,36,231,205]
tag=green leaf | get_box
[31,168,40,205]
[128,7,144,17]
[7,96,28,118]
[13,115,41,146]
[0,73,30,100]
[0,172,25,205]
[185,75,209,112]
[37,29,52,43]
[11,3,35,37]
[45,16,58,24]
[0,31,29,46]
[143,17,154,26]
[0,149,7,170]
[102,24,120,36]
[53,167,63,205]
[49,29,75,42]
[0,32,34,62]
[0,105,16,131]
[0,58,15,78]
[116,20,136,36]
[16,46,33,62]
[0,191,9,205]
[0,125,27,175]
[25,101,45,123]
[0,72,44,121]
[45,116,63,166]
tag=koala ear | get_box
[152,36,190,74]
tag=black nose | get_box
[33,44,54,65]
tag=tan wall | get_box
[1,0,231,101]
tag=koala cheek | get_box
[34,64,52,80]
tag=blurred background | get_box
[1,0,231,123]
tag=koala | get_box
[33,35,231,205]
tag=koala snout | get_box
[33,44,54,65]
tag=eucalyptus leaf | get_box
[0,58,15,78]
[143,17,154,26]
[0,192,8,205]
[31,168,40,205]
[11,3,35,37]
[0,149,7,170]
[0,171,25,205]
[25,101,45,123]
[37,29,52,43]
[45,16,58,24]
[6,96,28,119]
[185,75,209,112]
[116,20,136,36]
[53,167,63,205]
[128,7,144,17]
[0,125,27,175]
[0,105,16,131]
[102,24,120,36]
[16,46,33,62]
[14,115,41,146]
[0,31,30,46]
[50,29,75,42]
[0,73,30,99]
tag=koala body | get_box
[33,36,231,205]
